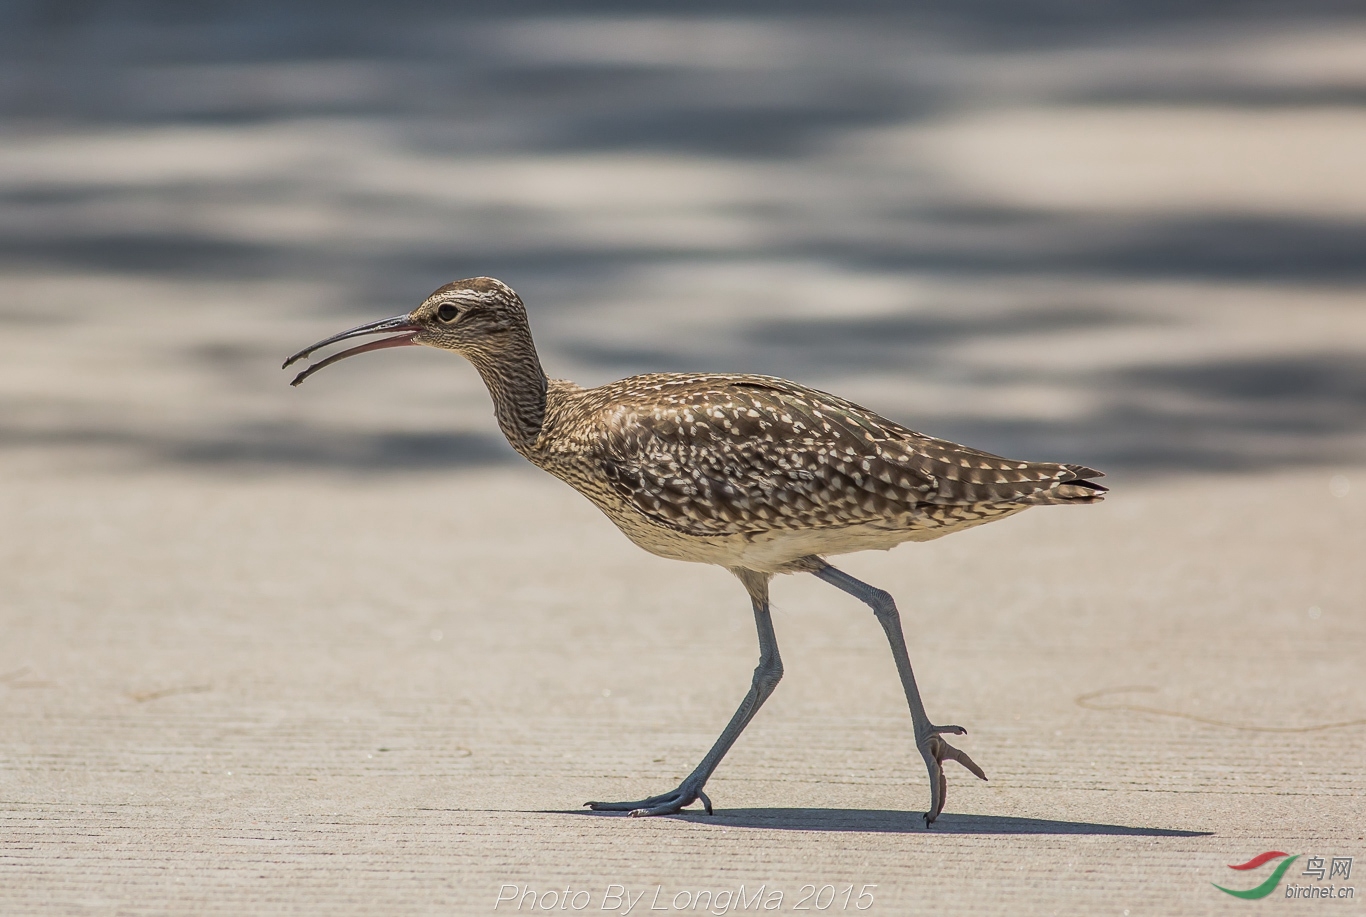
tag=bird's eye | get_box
[437,303,459,322]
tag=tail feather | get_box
[1020,472,1108,505]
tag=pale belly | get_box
[593,493,1026,574]
[535,452,1027,574]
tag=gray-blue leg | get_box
[586,569,782,816]
[813,562,986,825]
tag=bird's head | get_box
[283,277,528,385]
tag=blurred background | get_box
[2,8,1364,910]
[3,0,1364,478]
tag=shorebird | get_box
[284,277,1105,825]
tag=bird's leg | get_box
[587,569,781,817]
[813,562,986,826]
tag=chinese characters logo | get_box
[1214,851,1354,900]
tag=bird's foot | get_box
[917,724,987,827]
[585,784,713,817]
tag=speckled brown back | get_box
[552,373,1103,538]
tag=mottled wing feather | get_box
[594,374,1101,538]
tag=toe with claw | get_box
[918,725,987,826]
[586,786,713,817]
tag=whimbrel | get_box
[284,277,1106,825]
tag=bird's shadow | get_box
[572,807,1209,836]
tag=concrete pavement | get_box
[2,4,1364,914]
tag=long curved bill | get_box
[283,314,422,386]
